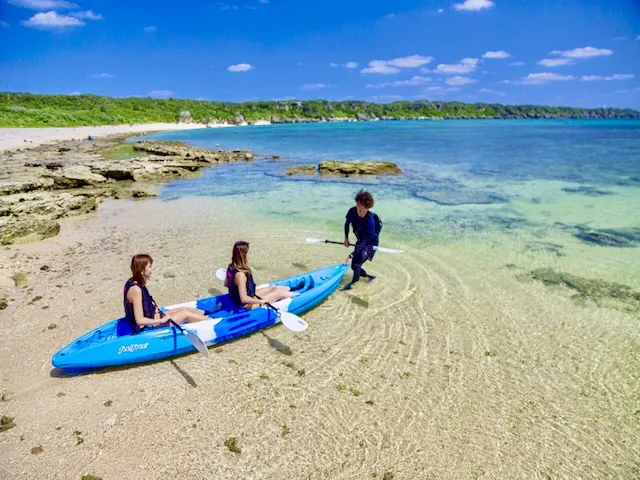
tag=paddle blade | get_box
[374,246,404,253]
[279,312,308,332]
[305,237,326,243]
[215,268,226,281]
[184,329,210,357]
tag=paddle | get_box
[305,237,404,253]
[150,295,209,357]
[168,319,210,357]
[215,269,308,332]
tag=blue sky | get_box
[1,0,640,108]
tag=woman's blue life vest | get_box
[226,267,257,308]
[123,279,161,332]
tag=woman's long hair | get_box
[229,241,251,275]
[130,253,153,286]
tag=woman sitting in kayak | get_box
[225,241,294,309]
[124,254,210,331]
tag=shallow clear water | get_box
[145,120,640,287]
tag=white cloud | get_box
[227,63,254,72]
[361,61,401,75]
[366,76,432,88]
[435,57,479,74]
[510,61,525,66]
[70,10,103,20]
[329,63,339,67]
[437,8,444,13]
[361,55,432,74]
[259,0,269,3]
[581,74,634,81]
[551,46,613,59]
[300,83,330,90]
[148,90,173,97]
[637,35,640,41]
[453,0,495,12]
[394,76,432,86]
[90,73,115,78]
[606,74,634,80]
[538,58,573,67]
[478,88,506,96]
[21,11,84,28]
[8,0,77,10]
[344,61,359,69]
[144,26,156,33]
[446,76,477,86]
[482,50,510,59]
[507,72,575,85]
[383,13,397,19]
[388,55,433,68]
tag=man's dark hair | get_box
[355,189,374,209]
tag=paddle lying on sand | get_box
[168,319,210,357]
[305,237,404,253]
[214,269,308,332]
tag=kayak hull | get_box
[52,264,347,372]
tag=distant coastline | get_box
[1,92,639,128]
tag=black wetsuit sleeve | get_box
[344,208,353,239]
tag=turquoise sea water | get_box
[145,120,640,288]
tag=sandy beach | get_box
[0,123,217,152]
[0,194,638,480]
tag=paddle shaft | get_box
[324,239,372,249]
[168,319,186,333]
[255,295,278,314]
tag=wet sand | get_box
[0,196,639,479]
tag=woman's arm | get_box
[127,286,171,326]
[235,272,263,306]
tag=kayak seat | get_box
[291,276,314,293]
[116,318,136,337]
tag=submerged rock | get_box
[520,267,640,310]
[286,165,317,176]
[318,160,402,176]
[562,185,614,197]
[574,227,640,248]
[415,189,505,206]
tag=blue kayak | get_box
[52,263,348,373]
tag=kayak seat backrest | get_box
[292,276,314,293]
[116,318,135,337]
[199,295,243,318]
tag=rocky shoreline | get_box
[0,135,254,245]
[0,135,404,245]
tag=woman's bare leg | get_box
[166,307,209,324]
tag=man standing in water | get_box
[343,189,383,290]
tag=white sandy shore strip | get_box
[0,122,234,152]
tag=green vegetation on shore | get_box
[1,92,638,127]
